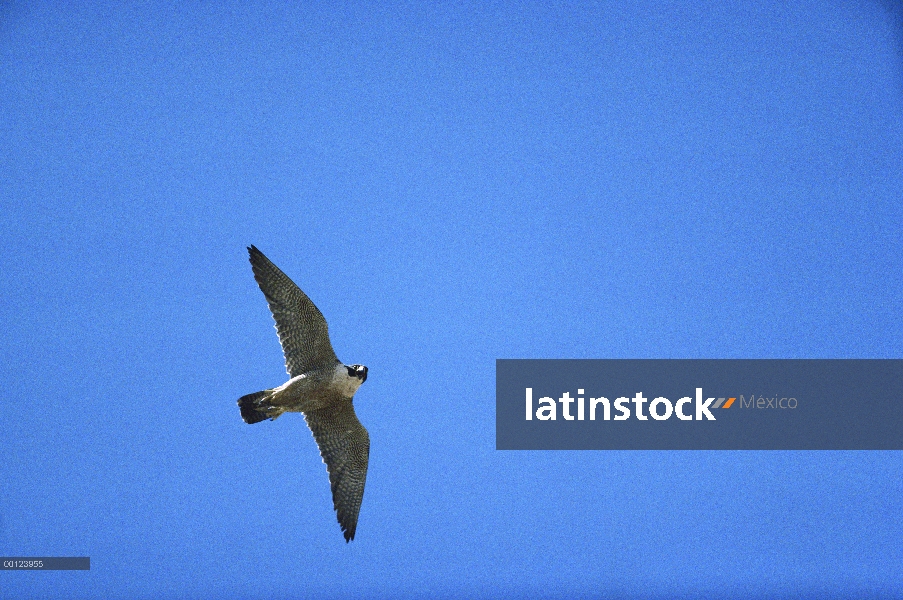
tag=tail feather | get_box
[238,390,272,424]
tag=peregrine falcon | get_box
[238,245,370,542]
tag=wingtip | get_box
[341,519,356,542]
[248,245,265,267]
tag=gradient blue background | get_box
[2,1,902,598]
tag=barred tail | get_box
[237,390,273,424]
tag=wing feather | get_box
[247,246,338,377]
[304,400,370,542]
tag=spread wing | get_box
[304,399,370,542]
[248,246,338,377]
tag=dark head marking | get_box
[347,364,368,383]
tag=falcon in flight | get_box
[238,245,370,542]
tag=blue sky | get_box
[2,1,902,598]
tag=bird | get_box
[238,245,370,542]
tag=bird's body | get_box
[238,245,370,542]
[240,363,365,421]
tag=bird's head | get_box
[346,364,368,383]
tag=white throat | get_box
[333,363,363,397]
